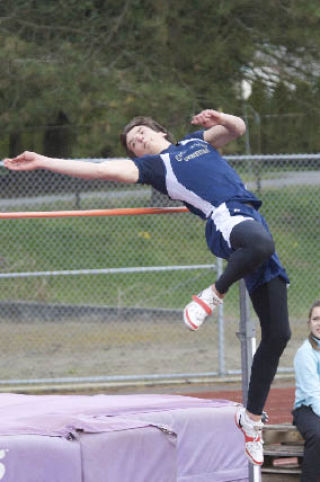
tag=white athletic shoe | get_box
[235,406,264,466]
[183,286,223,331]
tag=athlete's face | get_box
[309,306,320,339]
[126,125,170,157]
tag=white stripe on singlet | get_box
[161,153,214,218]
[179,137,208,146]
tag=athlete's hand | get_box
[191,109,223,128]
[4,151,45,171]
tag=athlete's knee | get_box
[264,330,291,356]
[278,331,291,352]
[231,221,275,262]
[251,232,275,261]
[242,236,275,272]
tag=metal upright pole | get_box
[239,87,261,481]
[238,279,260,482]
[217,258,225,376]
[238,279,255,405]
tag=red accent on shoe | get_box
[234,410,263,465]
[191,295,212,315]
[245,448,263,466]
[243,433,261,444]
[185,309,199,330]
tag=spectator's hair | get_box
[120,116,175,158]
[308,300,320,350]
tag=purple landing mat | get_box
[0,393,249,482]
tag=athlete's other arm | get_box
[191,109,246,148]
[4,151,139,183]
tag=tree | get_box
[0,0,319,157]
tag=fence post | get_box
[238,279,260,482]
[217,258,225,376]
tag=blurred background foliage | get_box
[0,0,319,158]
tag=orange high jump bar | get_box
[0,206,189,219]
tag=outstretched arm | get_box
[4,151,139,183]
[191,109,246,148]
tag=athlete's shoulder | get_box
[179,130,206,143]
[132,153,166,190]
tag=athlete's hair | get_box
[120,116,175,158]
[308,300,320,350]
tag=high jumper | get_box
[4,108,291,465]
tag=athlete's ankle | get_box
[212,284,225,300]
[246,410,262,423]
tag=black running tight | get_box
[247,277,291,415]
[215,220,291,415]
[215,220,275,295]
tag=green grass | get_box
[0,185,318,317]
[259,187,319,317]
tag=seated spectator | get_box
[293,300,320,482]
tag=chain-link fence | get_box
[0,154,319,386]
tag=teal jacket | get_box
[294,337,320,417]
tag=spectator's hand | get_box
[4,151,44,171]
[191,109,223,128]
